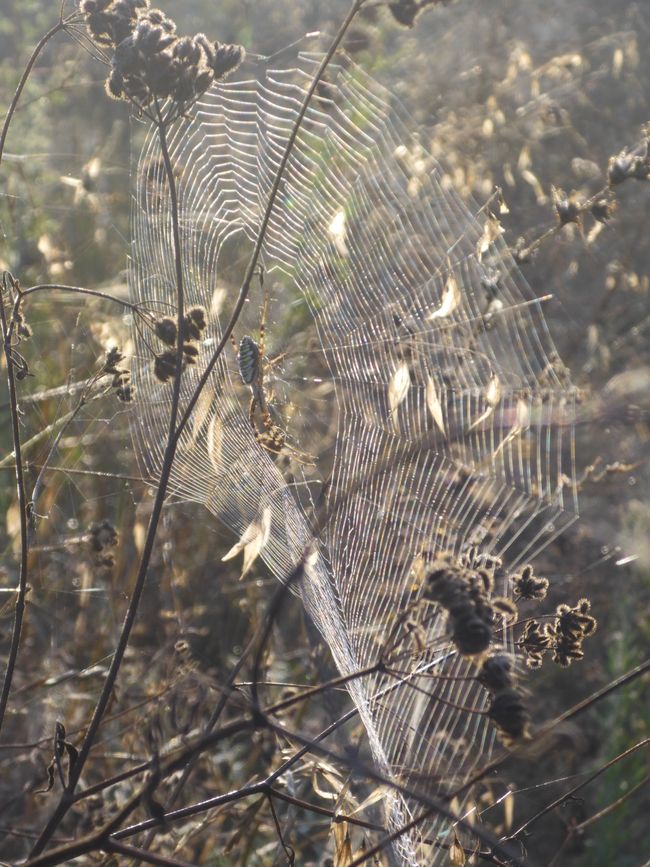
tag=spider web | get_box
[128,46,580,863]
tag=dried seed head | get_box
[513,565,549,601]
[520,619,553,669]
[388,0,420,27]
[154,316,177,346]
[154,350,177,383]
[488,688,530,743]
[388,0,449,28]
[181,307,207,341]
[183,343,199,364]
[104,346,125,373]
[552,186,582,226]
[211,42,245,80]
[478,654,516,692]
[452,613,492,656]
[89,519,119,552]
[591,198,616,223]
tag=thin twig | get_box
[134,4,366,858]
[0,10,80,736]
[0,284,31,732]
[105,840,197,867]
[574,771,650,832]
[18,282,133,308]
[505,737,650,841]
[29,110,188,858]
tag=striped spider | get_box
[232,280,314,465]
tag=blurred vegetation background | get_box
[1,1,649,864]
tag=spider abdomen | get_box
[238,335,259,385]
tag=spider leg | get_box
[257,280,270,360]
[249,395,257,430]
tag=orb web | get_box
[128,46,580,863]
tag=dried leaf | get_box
[449,831,466,866]
[312,764,343,801]
[222,507,272,578]
[388,362,411,424]
[468,374,501,432]
[426,376,446,437]
[486,372,502,407]
[477,214,504,260]
[504,789,514,831]
[516,398,531,429]
[207,416,223,472]
[334,821,353,867]
[34,760,56,795]
[349,785,391,816]
[428,272,461,320]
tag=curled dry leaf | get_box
[221,506,272,578]
[477,213,505,260]
[467,372,502,432]
[428,271,461,320]
[426,375,446,437]
[486,372,502,407]
[515,397,531,429]
[333,821,353,867]
[449,831,466,866]
[207,415,224,472]
[388,362,411,427]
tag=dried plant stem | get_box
[28,114,187,858]
[19,282,135,310]
[0,15,77,167]
[133,2,366,856]
[0,298,30,732]
[105,840,196,867]
[506,736,650,841]
[0,406,84,469]
[29,377,105,535]
[450,655,650,803]
[574,771,650,832]
[0,10,80,737]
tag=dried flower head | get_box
[422,551,517,656]
[84,1,245,111]
[520,619,553,669]
[452,612,493,656]
[89,519,119,553]
[182,306,207,341]
[591,198,616,223]
[487,688,530,744]
[103,346,125,374]
[551,597,597,667]
[154,349,178,382]
[154,315,177,346]
[513,565,549,601]
[552,186,582,226]
[608,138,649,185]
[182,342,199,364]
[478,654,516,693]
